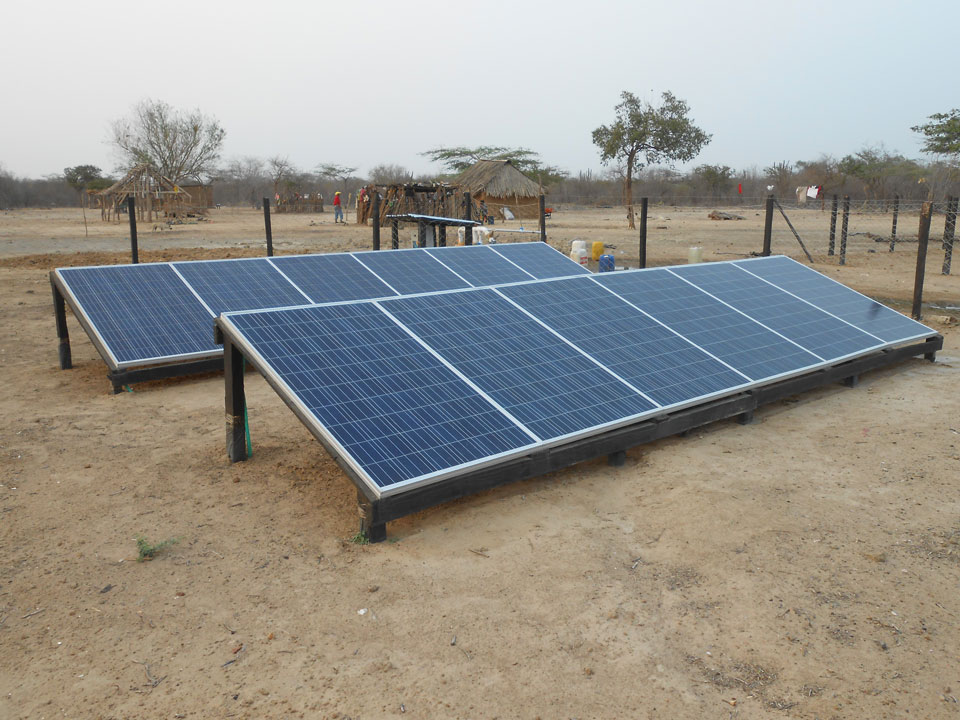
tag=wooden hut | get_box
[356,182,472,226]
[97,164,194,222]
[454,159,543,220]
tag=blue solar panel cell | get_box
[426,246,534,286]
[173,258,310,315]
[498,277,749,407]
[596,269,821,381]
[489,242,591,279]
[352,249,471,294]
[380,289,657,440]
[225,303,534,489]
[671,263,881,361]
[58,264,217,367]
[734,256,934,343]
[269,254,397,303]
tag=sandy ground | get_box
[1,208,959,719]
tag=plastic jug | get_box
[688,246,703,264]
[598,254,615,272]
[570,247,590,266]
[591,241,605,261]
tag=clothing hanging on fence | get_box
[806,185,821,199]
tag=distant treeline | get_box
[3,152,958,210]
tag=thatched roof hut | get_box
[454,159,543,220]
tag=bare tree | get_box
[368,163,414,184]
[109,99,225,181]
[267,156,296,195]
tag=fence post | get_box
[391,219,399,250]
[943,196,958,275]
[539,194,546,242]
[889,194,900,252]
[639,197,648,268]
[127,196,138,264]
[262,198,273,257]
[839,195,850,266]
[371,190,380,251]
[912,201,932,320]
[761,194,774,256]
[463,191,472,246]
[828,194,838,255]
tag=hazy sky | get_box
[2,0,956,179]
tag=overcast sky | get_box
[2,0,956,179]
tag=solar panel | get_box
[269,254,398,303]
[380,289,657,441]
[671,263,882,362]
[489,242,591,279]
[497,277,751,407]
[353,249,471,294]
[426,245,535,286]
[734,256,932,343]
[223,302,536,490]
[172,258,311,315]
[595,269,821,381]
[57,264,218,368]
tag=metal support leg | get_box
[224,338,247,463]
[607,450,627,467]
[358,491,386,543]
[737,410,755,425]
[842,375,859,388]
[50,276,72,370]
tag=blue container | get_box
[598,254,615,273]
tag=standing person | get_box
[333,191,344,223]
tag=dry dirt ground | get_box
[1,207,959,719]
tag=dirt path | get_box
[1,209,959,718]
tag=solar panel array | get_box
[55,242,586,370]
[219,256,937,498]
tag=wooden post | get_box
[539,194,546,242]
[438,224,447,247]
[638,197,648,268]
[371,191,380,250]
[224,337,248,463]
[912,201,932,320]
[839,195,850,266]
[889,194,900,252]
[127,196,138,264]
[50,276,72,370]
[761,194,774,256]
[828,194,838,255]
[463,191,472,246]
[417,221,426,248]
[942,196,957,275]
[263,198,273,257]
[391,219,399,250]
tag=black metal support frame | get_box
[218,320,942,543]
[50,270,222,393]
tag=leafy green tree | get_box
[110,99,226,181]
[912,109,960,159]
[592,91,711,228]
[63,165,103,191]
[839,146,919,201]
[420,146,567,186]
[693,164,733,201]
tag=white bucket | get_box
[688,246,703,264]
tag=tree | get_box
[420,146,567,186]
[109,99,226,182]
[592,91,711,228]
[63,165,103,191]
[368,163,414,184]
[693,164,733,202]
[316,163,358,185]
[912,109,960,159]
[763,161,794,198]
[267,156,296,194]
[838,146,917,202]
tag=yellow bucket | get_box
[591,241,605,261]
